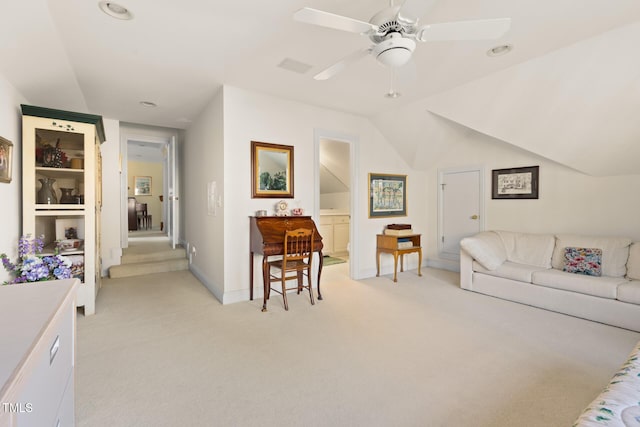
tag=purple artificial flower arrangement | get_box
[1,235,72,284]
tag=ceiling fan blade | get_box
[314,48,371,81]
[416,18,511,42]
[397,0,439,26]
[294,7,378,34]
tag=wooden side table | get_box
[376,234,423,282]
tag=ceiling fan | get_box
[294,0,511,81]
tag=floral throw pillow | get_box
[563,247,602,276]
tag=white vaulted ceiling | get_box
[1,0,639,175]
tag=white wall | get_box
[0,75,26,283]
[320,192,350,211]
[100,118,121,275]
[425,129,640,269]
[219,86,426,303]
[183,88,225,301]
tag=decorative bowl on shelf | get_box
[59,239,82,251]
[291,208,304,216]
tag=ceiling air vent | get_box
[277,58,313,74]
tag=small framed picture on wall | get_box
[134,176,152,196]
[0,136,13,183]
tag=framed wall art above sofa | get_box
[492,165,539,199]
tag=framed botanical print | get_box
[368,173,407,217]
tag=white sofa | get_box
[574,340,640,426]
[460,231,640,332]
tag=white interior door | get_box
[439,168,483,259]
[168,136,179,249]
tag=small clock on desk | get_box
[275,200,289,216]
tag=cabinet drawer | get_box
[319,216,333,225]
[52,371,74,427]
[333,215,350,224]
[15,304,74,427]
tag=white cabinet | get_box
[319,215,350,256]
[0,279,78,427]
[21,105,104,315]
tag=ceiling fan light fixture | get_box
[487,44,513,57]
[372,35,416,67]
[98,1,133,20]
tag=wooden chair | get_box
[267,228,315,311]
[135,203,150,230]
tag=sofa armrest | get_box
[460,249,474,290]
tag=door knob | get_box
[470,215,479,220]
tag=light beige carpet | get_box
[76,264,640,427]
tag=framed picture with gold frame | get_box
[368,173,407,217]
[0,136,13,183]
[251,141,294,198]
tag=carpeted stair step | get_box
[109,258,189,279]
[120,247,187,265]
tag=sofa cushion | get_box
[618,280,640,305]
[552,235,631,278]
[626,242,640,280]
[563,247,602,277]
[460,231,506,271]
[473,261,548,283]
[495,231,555,268]
[532,269,626,299]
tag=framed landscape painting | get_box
[492,166,539,199]
[251,141,294,198]
[368,173,407,217]
[134,176,152,196]
[0,136,13,183]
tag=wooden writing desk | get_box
[250,216,324,311]
[376,234,422,282]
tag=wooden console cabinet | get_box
[376,234,423,282]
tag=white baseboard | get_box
[101,247,123,277]
[189,264,223,304]
[223,289,251,305]
[427,258,460,272]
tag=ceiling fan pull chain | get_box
[386,69,400,99]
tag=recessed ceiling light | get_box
[98,1,133,20]
[140,101,157,108]
[487,44,513,57]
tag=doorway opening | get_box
[126,139,165,240]
[316,132,357,278]
[119,124,179,250]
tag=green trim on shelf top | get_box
[21,104,106,143]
